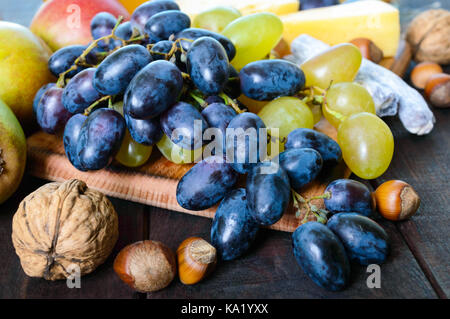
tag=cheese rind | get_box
[281,0,400,57]
[176,0,300,18]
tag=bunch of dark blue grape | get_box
[34,0,305,172]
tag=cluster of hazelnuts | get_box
[410,62,449,109]
[112,178,420,293]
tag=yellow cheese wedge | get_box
[281,0,400,57]
[176,0,300,18]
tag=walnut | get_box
[12,179,119,280]
[406,9,450,65]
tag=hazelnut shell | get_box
[410,62,443,89]
[114,240,176,293]
[177,237,217,285]
[424,73,450,108]
[375,180,420,221]
[350,38,384,63]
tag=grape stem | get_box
[147,38,194,61]
[292,190,330,224]
[83,95,112,116]
[56,16,130,88]
[219,93,244,114]
[189,91,207,108]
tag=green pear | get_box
[0,99,27,204]
[0,22,54,127]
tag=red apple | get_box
[30,0,130,51]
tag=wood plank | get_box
[0,175,148,299]
[144,207,437,298]
[373,108,450,298]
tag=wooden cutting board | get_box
[26,41,411,233]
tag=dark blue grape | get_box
[175,28,236,61]
[90,12,120,51]
[202,103,236,132]
[187,37,229,95]
[124,60,183,119]
[292,222,350,291]
[62,68,103,114]
[278,148,323,191]
[224,65,241,99]
[328,213,390,265]
[211,188,259,261]
[48,45,86,77]
[285,128,342,166]
[204,95,224,105]
[246,162,291,226]
[84,44,104,65]
[239,59,305,101]
[36,87,72,134]
[33,83,55,116]
[301,0,339,10]
[63,114,87,171]
[225,112,266,174]
[150,40,174,60]
[145,10,190,43]
[125,113,162,146]
[116,21,133,40]
[324,179,374,217]
[177,156,239,211]
[202,103,236,154]
[131,0,180,32]
[76,108,126,170]
[160,102,208,150]
[93,44,152,95]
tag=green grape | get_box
[324,82,376,129]
[157,133,202,164]
[193,6,241,33]
[222,13,283,69]
[116,130,153,167]
[301,44,362,89]
[309,102,322,124]
[338,112,394,180]
[258,97,314,152]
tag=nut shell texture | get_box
[114,240,176,292]
[12,179,118,280]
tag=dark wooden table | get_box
[0,0,448,299]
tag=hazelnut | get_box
[406,9,450,65]
[272,38,291,58]
[349,38,384,63]
[114,240,176,292]
[374,180,420,221]
[177,237,217,285]
[410,62,443,89]
[424,73,450,108]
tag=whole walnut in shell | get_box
[12,179,119,280]
[407,9,450,65]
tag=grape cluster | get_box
[33,1,395,292]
